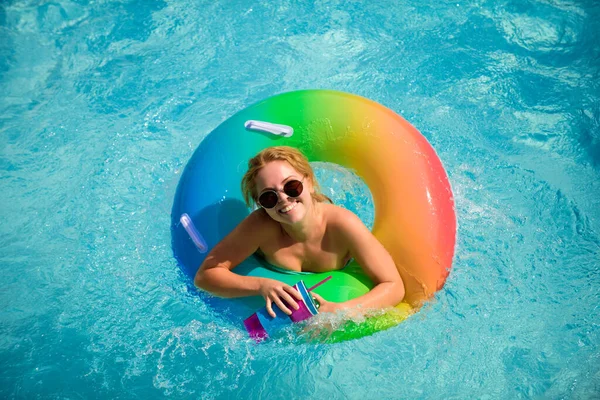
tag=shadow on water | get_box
[577,107,600,167]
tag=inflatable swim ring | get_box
[171,90,456,339]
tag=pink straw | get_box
[307,276,333,292]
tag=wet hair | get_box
[241,146,332,207]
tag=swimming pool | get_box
[1,0,599,397]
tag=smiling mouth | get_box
[279,201,297,214]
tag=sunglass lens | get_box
[284,180,303,197]
[258,191,278,209]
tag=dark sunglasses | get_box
[258,179,304,209]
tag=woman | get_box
[194,146,405,318]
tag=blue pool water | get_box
[1,0,599,398]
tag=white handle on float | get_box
[244,120,293,137]
[180,213,208,253]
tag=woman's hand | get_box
[311,293,342,314]
[259,279,303,318]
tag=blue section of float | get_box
[171,114,269,279]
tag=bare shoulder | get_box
[321,203,366,233]
[241,208,279,237]
[244,208,270,225]
[239,208,280,242]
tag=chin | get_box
[284,212,305,224]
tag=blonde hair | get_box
[241,146,332,207]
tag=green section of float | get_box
[216,90,371,167]
[234,259,414,342]
[300,303,413,344]
[240,261,373,303]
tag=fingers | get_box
[311,292,325,303]
[309,293,339,313]
[284,285,304,301]
[265,286,300,317]
[265,298,276,318]
[261,281,308,317]
[281,286,301,306]
[272,295,293,315]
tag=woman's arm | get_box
[315,208,405,312]
[194,210,303,316]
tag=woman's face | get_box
[254,160,314,224]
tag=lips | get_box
[279,201,297,214]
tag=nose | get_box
[277,191,291,204]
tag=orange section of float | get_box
[295,92,456,306]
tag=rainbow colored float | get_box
[171,90,456,340]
